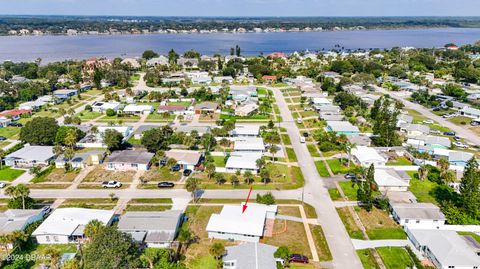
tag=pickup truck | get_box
[102,181,122,188]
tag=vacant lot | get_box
[32,167,79,183]
[261,219,312,259]
[83,167,136,182]
[356,207,406,240]
[336,207,365,239]
[142,167,181,182]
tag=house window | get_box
[53,236,59,242]
[131,163,138,168]
[448,266,455,269]
[45,236,50,242]
[416,220,420,223]
[405,219,409,223]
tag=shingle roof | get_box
[391,203,445,220]
[224,243,278,269]
[106,150,154,165]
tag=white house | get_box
[391,203,446,229]
[235,103,259,117]
[233,137,265,152]
[312,97,331,106]
[213,76,234,84]
[325,121,360,135]
[122,104,154,115]
[77,126,133,148]
[0,209,46,235]
[146,56,169,67]
[374,169,410,192]
[225,152,263,174]
[32,208,115,244]
[350,146,387,168]
[91,101,122,113]
[5,145,56,168]
[55,150,106,169]
[231,124,261,137]
[0,117,11,127]
[206,203,277,242]
[407,228,480,269]
[164,150,203,170]
[460,106,480,119]
[104,150,154,171]
[118,210,183,248]
[223,243,278,269]
[400,123,430,137]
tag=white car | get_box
[453,141,468,149]
[297,118,303,124]
[423,120,434,124]
[102,181,122,188]
[0,182,6,189]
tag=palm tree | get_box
[418,165,428,181]
[0,149,5,170]
[84,219,104,240]
[437,158,450,177]
[345,142,356,167]
[186,177,199,202]
[209,242,225,260]
[205,163,216,180]
[269,146,279,163]
[42,246,61,269]
[5,184,30,209]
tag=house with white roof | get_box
[32,208,115,244]
[351,146,387,168]
[146,56,169,67]
[91,101,122,113]
[0,117,11,127]
[122,104,154,115]
[390,203,445,229]
[233,137,265,152]
[213,76,234,84]
[225,152,263,174]
[460,106,480,119]
[235,103,259,117]
[406,135,451,149]
[407,228,480,269]
[206,203,277,242]
[400,123,431,137]
[77,126,133,148]
[312,97,331,106]
[374,169,410,192]
[449,151,474,167]
[118,210,183,248]
[317,105,341,113]
[231,124,261,137]
[326,121,360,135]
[223,243,278,269]
[165,150,203,170]
[5,145,56,168]
[397,114,413,127]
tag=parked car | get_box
[300,137,306,143]
[297,118,303,124]
[158,182,175,188]
[302,132,309,137]
[290,254,309,264]
[471,119,480,126]
[344,173,356,180]
[453,141,468,148]
[8,122,22,127]
[102,181,122,188]
[0,182,6,189]
[159,158,167,166]
[429,130,441,135]
[423,120,434,124]
[443,131,456,136]
[0,136,6,141]
[183,169,192,177]
[42,206,52,214]
[171,164,181,172]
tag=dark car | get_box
[344,173,356,180]
[159,158,167,166]
[290,254,309,264]
[302,132,309,137]
[8,122,22,127]
[158,182,175,188]
[171,164,181,172]
[0,136,6,141]
[183,169,192,177]
[443,131,456,136]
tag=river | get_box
[1,28,480,63]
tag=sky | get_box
[1,0,480,17]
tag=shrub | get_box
[256,193,276,205]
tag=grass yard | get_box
[307,144,320,157]
[386,156,413,166]
[83,167,136,182]
[286,147,298,162]
[314,161,330,177]
[127,136,141,145]
[146,113,176,122]
[448,116,472,126]
[326,159,357,175]
[32,167,79,183]
[310,224,333,261]
[130,73,140,81]
[97,114,141,123]
[376,247,413,269]
[356,207,406,240]
[125,204,172,211]
[0,126,21,139]
[405,109,430,123]
[408,178,439,204]
[261,220,313,259]
[328,188,342,201]
[278,206,302,218]
[76,110,102,121]
[336,207,365,239]
[281,134,292,145]
[17,243,78,268]
[142,167,182,182]
[0,166,25,182]
[338,181,359,200]
[212,155,226,167]
[357,249,380,269]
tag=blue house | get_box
[53,89,78,99]
[449,151,474,167]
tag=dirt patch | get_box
[45,169,79,182]
[277,206,301,218]
[83,166,136,182]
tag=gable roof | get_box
[0,209,44,234]
[326,121,360,133]
[374,169,409,187]
[106,150,154,165]
[165,150,202,165]
[351,146,386,163]
[391,203,445,220]
[224,243,278,269]
[6,145,55,162]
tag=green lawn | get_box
[336,207,365,239]
[0,127,21,139]
[367,228,407,240]
[146,113,176,122]
[130,74,140,81]
[127,136,141,145]
[315,161,330,177]
[338,181,359,200]
[307,144,320,157]
[310,224,333,261]
[281,134,291,145]
[328,188,342,201]
[408,178,439,204]
[76,110,102,121]
[376,247,413,269]
[326,159,357,175]
[357,249,380,269]
[0,166,25,182]
[212,155,226,167]
[405,109,430,123]
[449,116,472,126]
[97,115,141,122]
[386,156,413,166]
[286,147,297,162]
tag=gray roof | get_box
[6,145,55,162]
[391,203,445,220]
[0,209,44,234]
[326,121,360,133]
[449,151,474,162]
[346,135,371,146]
[175,125,211,135]
[224,243,278,269]
[56,150,106,164]
[410,229,480,267]
[117,210,182,238]
[402,123,430,133]
[106,150,154,165]
[423,136,451,148]
[133,125,158,135]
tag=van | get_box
[300,137,306,143]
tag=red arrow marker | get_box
[242,186,253,214]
